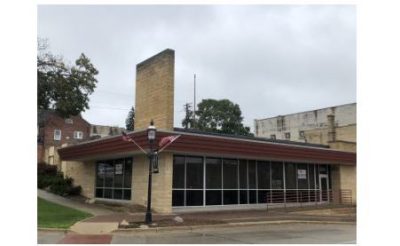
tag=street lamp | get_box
[145,120,156,224]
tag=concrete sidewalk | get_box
[37,192,356,236]
[38,222,356,244]
[84,204,356,231]
[37,189,114,216]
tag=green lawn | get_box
[37,197,92,229]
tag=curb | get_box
[38,227,71,233]
[112,220,356,234]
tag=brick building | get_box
[58,49,356,213]
[37,110,91,168]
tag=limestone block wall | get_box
[328,141,357,153]
[61,160,95,199]
[330,165,357,204]
[304,124,356,146]
[336,124,357,143]
[135,49,175,131]
[254,103,356,141]
[133,153,173,213]
[340,165,357,204]
[44,146,62,170]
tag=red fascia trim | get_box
[58,131,356,165]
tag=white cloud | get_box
[38,5,356,131]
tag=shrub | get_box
[37,162,81,196]
[68,186,82,196]
[38,162,57,176]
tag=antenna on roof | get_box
[193,73,196,129]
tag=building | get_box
[58,49,356,214]
[254,103,356,152]
[90,125,125,139]
[37,110,91,168]
[37,110,126,168]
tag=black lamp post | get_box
[145,120,156,224]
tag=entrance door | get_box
[319,175,329,202]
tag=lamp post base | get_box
[145,211,152,224]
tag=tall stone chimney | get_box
[327,114,336,142]
[134,49,175,131]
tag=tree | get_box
[194,99,253,136]
[37,38,99,117]
[181,103,195,129]
[125,106,135,131]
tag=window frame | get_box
[54,129,61,141]
[95,157,133,201]
[73,131,83,139]
[65,118,73,124]
[172,155,329,208]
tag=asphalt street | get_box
[38,222,356,244]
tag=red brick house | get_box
[37,110,91,168]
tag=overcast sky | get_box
[37,5,356,132]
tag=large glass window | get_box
[206,158,222,189]
[223,159,238,189]
[239,160,247,189]
[172,190,184,206]
[297,163,308,189]
[319,164,328,174]
[285,163,297,189]
[257,161,270,189]
[205,158,222,205]
[186,190,203,206]
[248,160,257,189]
[309,164,315,189]
[239,160,248,204]
[95,157,133,200]
[172,156,331,207]
[271,161,283,189]
[186,157,203,189]
[206,190,222,205]
[173,156,185,188]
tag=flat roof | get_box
[58,128,356,165]
[173,128,329,149]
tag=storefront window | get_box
[239,160,247,189]
[223,159,238,189]
[239,160,248,204]
[248,160,257,189]
[285,163,297,189]
[95,157,132,200]
[206,158,222,189]
[297,163,308,189]
[257,161,270,189]
[173,156,185,188]
[271,161,283,189]
[186,157,203,189]
[309,164,315,189]
[171,155,331,207]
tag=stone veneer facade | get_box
[61,49,176,213]
[134,49,175,131]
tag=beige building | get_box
[90,124,125,139]
[254,103,356,150]
[58,49,356,214]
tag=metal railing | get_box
[265,189,353,211]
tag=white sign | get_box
[298,169,307,179]
[115,163,123,175]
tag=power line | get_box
[94,90,133,97]
[90,106,130,111]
